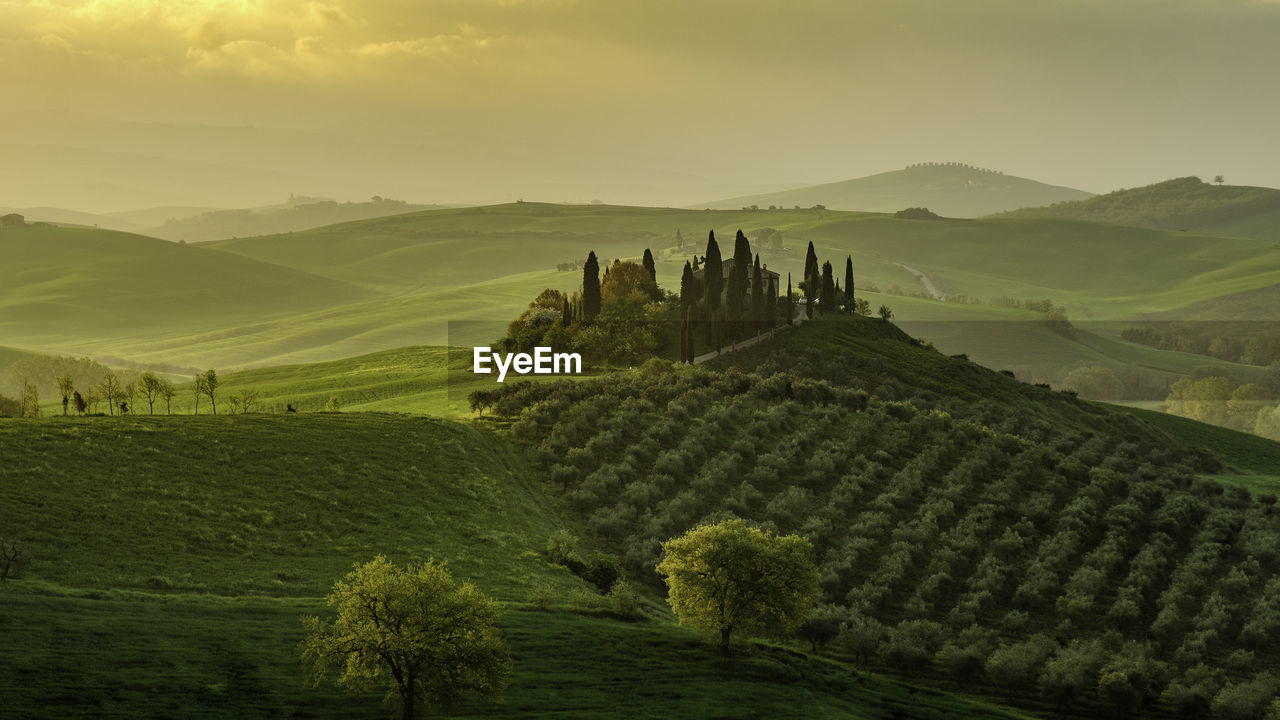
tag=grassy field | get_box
[0,413,1032,719]
[1113,404,1280,494]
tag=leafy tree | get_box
[200,369,219,414]
[301,556,509,720]
[642,248,656,283]
[138,372,164,414]
[878,305,894,322]
[1215,175,1225,185]
[601,260,659,306]
[583,251,601,321]
[56,375,74,416]
[656,518,819,655]
[844,256,854,314]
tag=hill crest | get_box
[695,163,1093,217]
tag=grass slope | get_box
[696,164,1093,217]
[0,413,1029,719]
[148,197,452,243]
[0,224,370,344]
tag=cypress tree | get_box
[804,241,818,318]
[561,297,570,326]
[704,231,723,347]
[642,248,657,283]
[728,231,751,327]
[751,255,764,336]
[844,255,855,314]
[820,261,835,313]
[583,251,601,320]
[785,273,793,325]
[680,261,695,362]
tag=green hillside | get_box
[0,224,370,345]
[994,176,1280,238]
[477,315,1280,718]
[0,413,1031,720]
[695,164,1093,217]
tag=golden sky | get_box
[2,0,1280,208]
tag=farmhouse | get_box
[694,257,780,304]
[1,213,25,228]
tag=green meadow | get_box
[0,412,1033,720]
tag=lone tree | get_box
[656,518,819,656]
[301,556,510,720]
[582,251,602,321]
[641,247,657,283]
[200,369,219,415]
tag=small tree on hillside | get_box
[139,372,163,414]
[99,372,120,417]
[201,369,219,415]
[642,248,657,283]
[192,374,205,415]
[301,556,510,720]
[159,379,176,415]
[878,304,894,322]
[656,518,820,656]
[56,375,74,416]
[19,381,39,418]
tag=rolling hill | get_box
[0,223,371,349]
[147,196,453,243]
[695,164,1093,217]
[994,176,1280,239]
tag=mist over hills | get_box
[0,110,800,211]
[696,164,1094,217]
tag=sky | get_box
[2,0,1280,209]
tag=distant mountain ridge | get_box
[993,176,1280,239]
[695,163,1093,217]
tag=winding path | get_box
[895,262,942,299]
